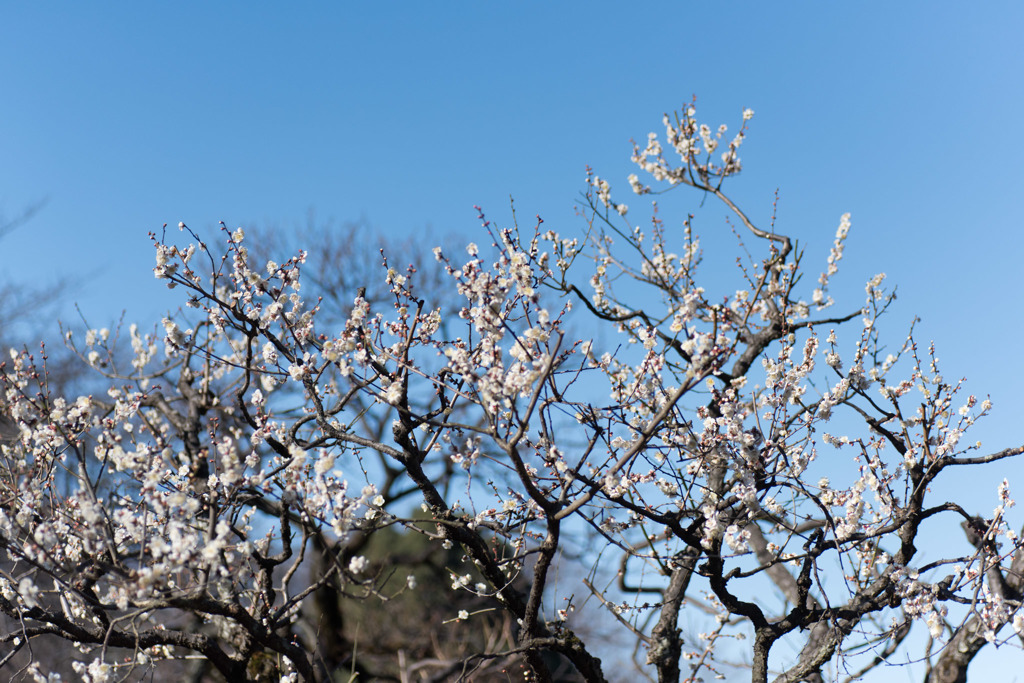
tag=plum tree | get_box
[0,103,1020,683]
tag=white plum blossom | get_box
[0,101,1017,683]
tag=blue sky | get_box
[5,3,1021,429]
[3,2,1024,678]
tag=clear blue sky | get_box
[2,3,1024,678]
[7,4,1020,405]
